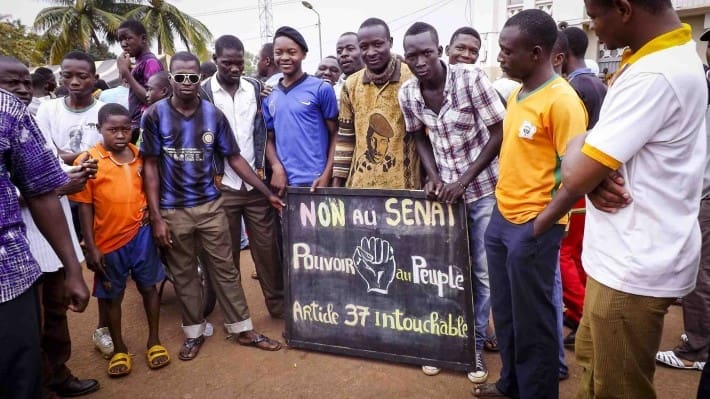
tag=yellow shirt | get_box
[496,76,587,224]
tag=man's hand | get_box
[151,217,172,248]
[438,182,466,204]
[260,85,274,98]
[56,168,90,196]
[117,52,131,78]
[587,171,632,213]
[352,237,397,294]
[424,179,443,201]
[76,152,98,179]
[270,164,288,197]
[268,194,286,211]
[64,274,90,312]
[310,173,331,192]
[85,245,106,278]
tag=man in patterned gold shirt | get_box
[332,17,421,189]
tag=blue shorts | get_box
[93,225,165,299]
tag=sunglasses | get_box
[170,73,201,84]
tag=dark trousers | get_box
[221,186,284,318]
[484,207,564,399]
[40,270,72,389]
[699,352,710,399]
[678,198,710,361]
[0,286,41,399]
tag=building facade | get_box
[471,0,710,78]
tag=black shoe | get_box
[563,315,579,331]
[564,330,576,348]
[51,377,100,397]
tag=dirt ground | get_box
[64,250,702,399]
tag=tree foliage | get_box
[0,19,45,65]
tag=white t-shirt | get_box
[582,40,707,298]
[20,120,84,272]
[99,86,129,109]
[208,76,258,191]
[35,98,104,154]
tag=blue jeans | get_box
[554,260,568,376]
[485,207,564,399]
[468,195,494,352]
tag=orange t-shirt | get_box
[70,143,147,253]
[496,76,588,224]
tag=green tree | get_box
[33,0,130,64]
[0,19,46,65]
[124,0,212,59]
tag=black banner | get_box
[283,187,475,371]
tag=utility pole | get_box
[258,0,274,44]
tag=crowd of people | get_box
[1,0,709,398]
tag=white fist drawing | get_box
[352,237,396,294]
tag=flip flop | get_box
[235,332,282,351]
[146,344,171,369]
[656,350,706,370]
[179,336,205,361]
[472,383,511,398]
[108,352,132,378]
[484,335,499,352]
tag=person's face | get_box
[274,36,306,77]
[118,28,145,57]
[403,31,442,83]
[214,47,245,86]
[446,33,481,65]
[336,34,364,76]
[584,0,628,50]
[497,25,536,81]
[367,131,389,163]
[169,60,201,102]
[358,24,393,74]
[257,49,272,77]
[46,75,57,93]
[316,58,341,84]
[0,62,32,106]
[100,114,132,152]
[60,59,97,100]
[145,76,169,104]
[69,130,82,146]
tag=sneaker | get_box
[656,350,705,370]
[467,353,488,383]
[421,365,441,376]
[92,327,114,359]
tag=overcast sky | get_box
[9,0,478,72]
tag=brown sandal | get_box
[235,331,282,351]
[178,335,205,361]
[472,383,511,398]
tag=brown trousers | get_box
[221,186,284,318]
[40,270,73,396]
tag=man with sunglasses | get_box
[141,51,285,361]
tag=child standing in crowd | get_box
[71,104,169,377]
[116,19,164,143]
[145,71,172,105]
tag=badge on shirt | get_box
[202,131,214,144]
[518,120,537,140]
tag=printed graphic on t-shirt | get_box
[518,120,537,140]
[66,122,100,152]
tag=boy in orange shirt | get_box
[70,103,169,377]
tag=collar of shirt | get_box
[567,67,594,82]
[362,57,402,84]
[610,23,692,87]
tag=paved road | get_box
[65,251,702,398]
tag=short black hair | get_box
[62,51,96,74]
[118,19,147,36]
[149,71,171,88]
[339,31,358,39]
[260,42,274,57]
[200,61,217,76]
[449,26,481,45]
[359,17,391,39]
[214,35,244,57]
[552,30,569,56]
[503,9,558,53]
[0,55,25,67]
[593,0,672,13]
[31,72,49,89]
[169,51,200,71]
[561,27,588,58]
[325,55,338,61]
[403,22,439,46]
[33,66,55,81]
[98,103,130,125]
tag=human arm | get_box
[586,171,632,212]
[77,202,106,278]
[26,192,89,312]
[118,53,161,106]
[331,82,355,187]
[265,129,288,196]
[311,118,338,191]
[227,154,285,210]
[143,156,171,248]
[411,128,443,200]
